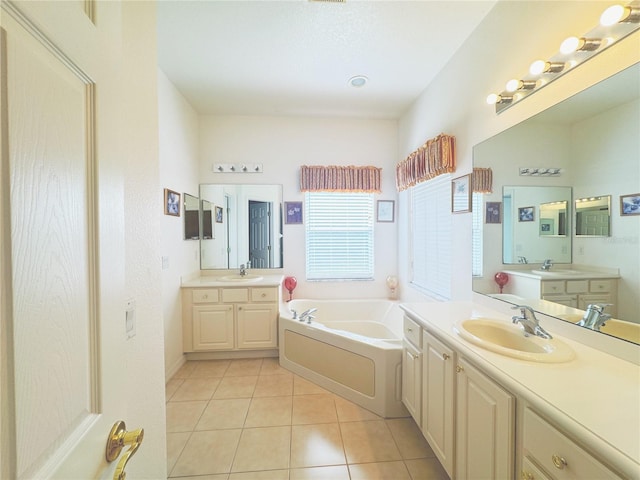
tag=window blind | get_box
[305,192,374,280]
[472,192,483,277]
[410,175,452,299]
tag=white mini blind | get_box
[305,192,374,280]
[472,192,483,277]
[410,175,452,299]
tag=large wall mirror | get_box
[200,184,283,269]
[473,62,640,344]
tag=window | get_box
[410,175,452,299]
[472,192,483,277]
[305,192,374,280]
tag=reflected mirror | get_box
[200,184,283,269]
[202,200,213,240]
[575,195,611,236]
[183,193,200,240]
[473,62,640,344]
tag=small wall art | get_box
[620,193,640,216]
[485,201,502,224]
[285,201,303,224]
[164,188,180,216]
[377,200,395,222]
[215,206,223,223]
[451,174,471,213]
[518,206,534,222]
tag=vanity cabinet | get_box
[521,407,623,480]
[183,286,278,352]
[541,279,617,316]
[402,317,422,426]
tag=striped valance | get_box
[395,134,456,191]
[300,165,382,193]
[472,167,493,193]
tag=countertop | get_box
[181,274,284,288]
[502,268,620,280]
[400,301,640,478]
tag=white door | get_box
[1,2,145,478]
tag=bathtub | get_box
[278,299,408,418]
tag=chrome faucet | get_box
[577,304,612,331]
[541,259,553,271]
[511,305,552,339]
[239,264,246,276]
[518,256,528,264]
[299,308,317,324]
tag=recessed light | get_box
[349,75,368,88]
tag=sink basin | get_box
[557,314,640,344]
[453,318,574,363]
[219,274,263,282]
[531,269,582,276]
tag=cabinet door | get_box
[455,358,514,480]
[422,331,455,478]
[402,340,422,426]
[192,305,234,351]
[237,304,278,349]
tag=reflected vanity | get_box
[473,63,640,344]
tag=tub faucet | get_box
[511,305,552,339]
[541,259,553,271]
[577,304,612,331]
[299,308,317,324]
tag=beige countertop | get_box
[181,274,284,288]
[502,268,620,280]
[400,301,640,478]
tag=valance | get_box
[300,165,382,193]
[395,134,456,191]
[472,167,493,193]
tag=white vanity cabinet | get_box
[402,316,422,426]
[541,279,617,317]
[521,407,623,480]
[183,286,279,352]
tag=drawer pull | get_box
[521,471,534,480]
[456,365,464,373]
[411,352,419,360]
[407,327,413,332]
[202,294,208,299]
[261,293,266,297]
[552,454,567,469]
[442,353,450,360]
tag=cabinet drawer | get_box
[222,288,249,303]
[192,289,219,303]
[541,281,565,295]
[589,279,612,293]
[403,316,422,348]
[523,408,622,480]
[251,287,278,302]
[565,280,588,294]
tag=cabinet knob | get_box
[442,353,450,360]
[411,352,419,360]
[407,327,413,332]
[552,454,567,469]
[203,294,208,299]
[456,365,464,373]
[521,471,534,480]
[261,293,266,297]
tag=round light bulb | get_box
[529,60,546,75]
[600,5,626,26]
[560,36,581,54]
[486,93,499,105]
[505,79,520,92]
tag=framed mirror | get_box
[575,195,611,236]
[200,184,283,269]
[183,193,200,240]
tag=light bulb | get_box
[560,36,580,54]
[600,5,626,26]
[529,60,564,75]
[486,93,499,105]
[529,60,546,75]
[505,79,520,92]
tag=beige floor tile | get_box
[260,357,291,375]
[213,375,258,399]
[166,401,207,433]
[245,396,293,427]
[294,375,332,395]
[166,432,190,474]
[290,423,346,468]
[348,461,411,480]
[172,361,198,379]
[254,374,294,397]
[226,358,264,376]
[191,359,231,378]
[334,395,381,422]
[171,429,241,477]
[231,426,291,473]
[166,377,185,402]
[340,420,402,463]
[196,398,251,430]
[292,394,337,425]
[173,476,228,480]
[171,377,221,402]
[229,470,289,480]
[290,465,350,480]
[404,457,449,480]
[386,418,435,460]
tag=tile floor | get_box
[166,357,448,480]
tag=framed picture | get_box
[540,218,554,235]
[485,201,502,224]
[164,188,180,216]
[518,206,535,222]
[215,206,223,223]
[285,201,303,224]
[451,174,471,213]
[620,193,640,216]
[377,200,395,222]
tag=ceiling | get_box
[156,1,497,119]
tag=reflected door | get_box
[249,200,272,268]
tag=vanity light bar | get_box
[519,167,562,176]
[213,163,263,173]
[487,1,640,113]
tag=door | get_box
[248,200,271,268]
[401,340,422,426]
[1,2,152,478]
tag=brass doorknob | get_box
[106,421,144,480]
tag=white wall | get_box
[158,69,201,378]
[397,0,640,303]
[199,115,398,299]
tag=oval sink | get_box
[219,274,263,282]
[531,269,582,276]
[453,318,574,363]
